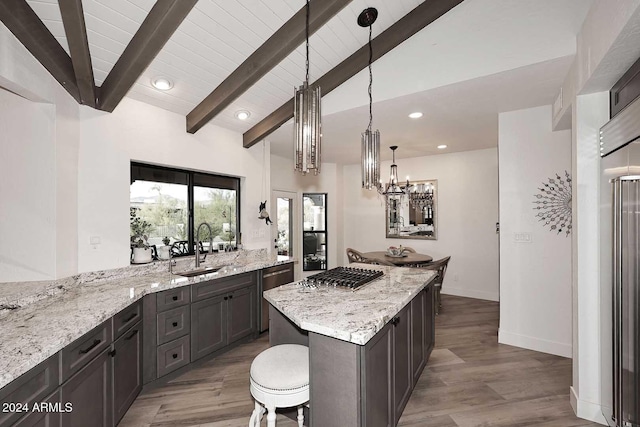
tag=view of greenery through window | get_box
[130,164,239,254]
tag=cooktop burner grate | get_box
[305,266,384,289]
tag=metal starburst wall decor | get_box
[532,171,572,236]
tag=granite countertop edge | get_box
[0,252,294,390]
[264,264,436,346]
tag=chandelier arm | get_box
[368,24,372,132]
[305,0,310,84]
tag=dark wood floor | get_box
[119,295,599,427]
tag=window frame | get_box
[130,162,241,257]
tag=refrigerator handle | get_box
[612,177,622,426]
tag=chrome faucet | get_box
[195,222,213,268]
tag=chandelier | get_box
[359,7,380,189]
[294,0,321,175]
[379,145,409,204]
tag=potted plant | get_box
[158,236,171,260]
[130,208,153,263]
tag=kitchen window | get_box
[130,163,240,257]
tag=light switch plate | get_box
[90,236,101,245]
[514,232,533,243]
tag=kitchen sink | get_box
[173,266,223,277]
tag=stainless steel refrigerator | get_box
[600,96,640,427]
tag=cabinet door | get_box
[228,286,257,344]
[60,349,112,427]
[112,323,143,425]
[362,322,393,427]
[191,295,227,361]
[425,285,435,358]
[411,289,427,385]
[393,304,412,424]
[13,390,61,427]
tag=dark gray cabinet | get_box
[411,288,429,385]
[112,321,143,425]
[191,284,257,361]
[393,304,412,425]
[228,285,257,344]
[60,349,113,427]
[362,322,394,427]
[13,390,61,427]
[260,263,294,332]
[191,294,227,361]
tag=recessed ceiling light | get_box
[408,112,423,119]
[151,77,173,91]
[437,144,447,149]
[235,110,251,120]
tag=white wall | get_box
[498,105,572,358]
[343,148,499,301]
[78,98,271,273]
[270,154,343,280]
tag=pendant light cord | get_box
[305,0,310,85]
[367,24,373,132]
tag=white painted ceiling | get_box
[24,0,595,164]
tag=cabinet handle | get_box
[391,317,400,326]
[172,322,178,327]
[124,312,137,323]
[229,295,233,299]
[125,330,138,341]
[172,353,178,359]
[79,339,101,354]
[172,295,178,301]
[224,296,228,300]
[108,349,116,357]
[263,269,292,279]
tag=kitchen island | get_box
[264,264,437,427]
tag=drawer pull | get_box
[79,338,101,354]
[172,353,178,359]
[124,312,137,323]
[391,317,400,326]
[172,322,178,327]
[172,295,178,301]
[229,295,233,299]
[108,349,116,357]
[263,268,291,279]
[224,296,228,300]
[125,330,138,341]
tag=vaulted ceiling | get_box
[3,0,595,164]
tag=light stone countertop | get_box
[0,250,294,390]
[263,263,436,346]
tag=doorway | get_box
[271,190,297,260]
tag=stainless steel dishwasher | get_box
[259,263,294,332]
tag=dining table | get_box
[362,251,433,266]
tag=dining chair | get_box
[365,258,396,267]
[402,246,417,253]
[420,256,451,315]
[346,248,368,263]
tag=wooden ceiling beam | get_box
[243,0,464,148]
[59,0,96,107]
[98,0,198,113]
[0,0,80,102]
[186,0,353,134]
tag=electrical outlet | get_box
[514,232,533,243]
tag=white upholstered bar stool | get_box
[248,344,309,427]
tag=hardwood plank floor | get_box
[119,295,599,427]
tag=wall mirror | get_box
[303,193,327,271]
[385,180,437,240]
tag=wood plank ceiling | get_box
[17,0,457,143]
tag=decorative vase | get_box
[132,247,152,264]
[157,246,171,260]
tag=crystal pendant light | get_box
[359,7,380,189]
[381,145,409,201]
[294,0,321,175]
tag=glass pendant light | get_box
[294,0,321,175]
[359,7,380,189]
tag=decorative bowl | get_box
[387,246,406,257]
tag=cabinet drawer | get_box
[156,287,189,313]
[157,335,190,378]
[13,390,61,427]
[261,263,294,285]
[157,305,190,345]
[113,300,142,340]
[61,321,112,382]
[191,271,256,302]
[0,354,60,427]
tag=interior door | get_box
[271,190,297,259]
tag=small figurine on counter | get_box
[258,201,272,225]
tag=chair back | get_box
[422,256,451,287]
[346,248,367,263]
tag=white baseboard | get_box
[570,386,607,425]
[442,286,499,302]
[498,329,572,358]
